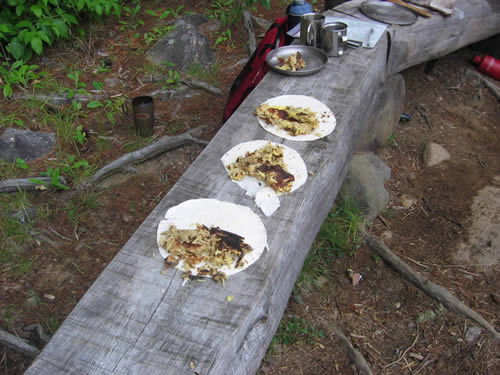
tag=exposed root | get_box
[331,327,373,375]
[363,231,500,340]
[91,126,208,185]
[0,328,39,359]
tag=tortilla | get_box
[221,140,307,196]
[157,199,268,278]
[255,95,336,141]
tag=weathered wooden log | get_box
[356,74,406,152]
[26,1,500,374]
[331,327,373,375]
[363,231,500,340]
[91,127,208,185]
[0,328,40,359]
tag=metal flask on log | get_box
[131,96,155,137]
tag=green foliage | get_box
[30,166,69,190]
[0,110,25,128]
[0,0,123,62]
[295,198,365,291]
[206,0,270,48]
[0,60,42,97]
[15,157,29,170]
[271,316,324,348]
[45,315,60,334]
[143,25,176,47]
[65,190,102,223]
[316,198,365,258]
[0,192,37,277]
[72,125,87,145]
[146,5,184,20]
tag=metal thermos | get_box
[287,0,313,32]
[474,55,500,80]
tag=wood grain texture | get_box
[26,1,500,374]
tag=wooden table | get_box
[26,1,500,374]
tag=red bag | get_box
[223,17,288,122]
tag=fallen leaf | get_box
[226,295,233,302]
[190,360,195,369]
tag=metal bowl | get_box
[266,45,328,76]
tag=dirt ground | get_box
[1,1,499,374]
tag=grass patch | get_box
[65,191,103,224]
[186,63,220,86]
[295,197,365,291]
[0,192,37,276]
[270,316,324,349]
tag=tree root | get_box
[91,126,208,185]
[363,231,500,340]
[331,327,373,375]
[0,177,53,193]
[0,328,39,359]
[0,128,208,193]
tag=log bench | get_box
[26,1,500,374]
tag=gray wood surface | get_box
[26,1,500,374]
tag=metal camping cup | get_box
[300,13,326,48]
[131,96,154,137]
[321,22,348,57]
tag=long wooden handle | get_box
[387,0,432,18]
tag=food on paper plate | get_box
[157,199,268,282]
[221,140,308,216]
[278,51,306,72]
[226,142,295,193]
[255,104,318,136]
[158,224,253,283]
[255,95,336,141]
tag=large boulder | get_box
[0,128,56,162]
[146,23,214,71]
[340,153,391,221]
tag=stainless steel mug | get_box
[131,96,154,137]
[300,13,326,48]
[321,22,348,57]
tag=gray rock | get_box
[146,24,214,72]
[200,20,223,34]
[8,207,37,224]
[423,142,450,167]
[340,153,391,221]
[0,128,56,162]
[176,13,209,27]
[465,326,482,343]
[104,77,120,88]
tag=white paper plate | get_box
[256,95,336,141]
[157,199,268,277]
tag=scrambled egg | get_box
[278,52,306,72]
[226,143,295,193]
[159,224,252,282]
[255,104,319,136]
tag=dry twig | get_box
[331,327,373,375]
[363,231,500,340]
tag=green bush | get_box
[0,0,123,62]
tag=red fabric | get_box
[223,17,288,122]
